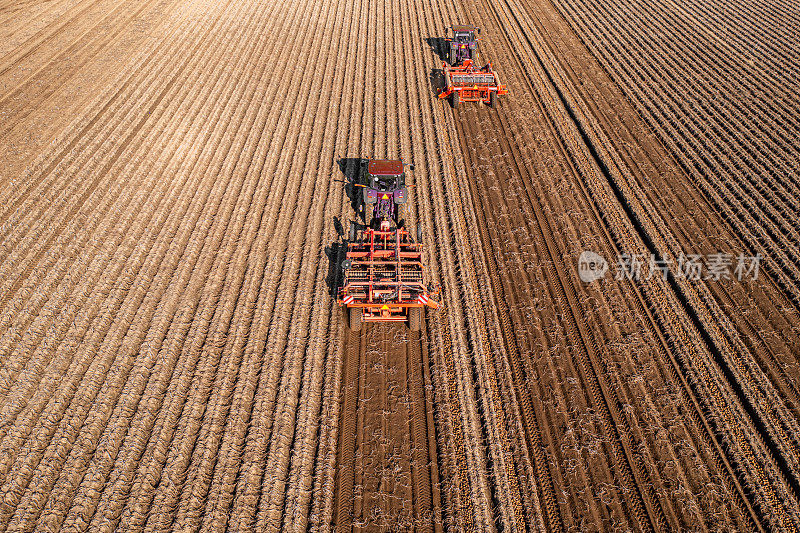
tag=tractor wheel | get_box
[364,206,373,228]
[450,92,459,109]
[349,307,362,331]
[409,307,423,332]
[489,90,497,109]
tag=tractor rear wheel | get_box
[349,307,362,331]
[450,92,459,109]
[489,90,497,108]
[409,307,423,332]
[364,205,373,228]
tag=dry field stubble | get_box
[0,0,798,530]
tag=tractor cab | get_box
[449,25,480,66]
[366,159,405,190]
[453,25,479,44]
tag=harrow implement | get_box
[339,223,438,331]
[439,59,508,108]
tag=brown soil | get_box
[0,0,798,530]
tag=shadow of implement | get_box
[325,216,346,298]
[429,68,445,97]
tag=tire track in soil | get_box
[494,0,791,520]
[334,327,439,532]
[390,0,450,526]
[432,0,783,530]
[462,1,792,528]
[429,1,566,530]
[329,0,443,526]
[399,2,483,529]
[270,0,368,527]
[451,95,668,531]
[0,0,441,529]
[529,0,800,482]
[329,0,500,525]
[413,0,535,527]
[390,1,449,526]
[306,0,372,523]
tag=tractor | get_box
[447,25,480,66]
[358,159,413,229]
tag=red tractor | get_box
[446,24,480,66]
[439,59,508,108]
[356,159,412,229]
[339,222,439,331]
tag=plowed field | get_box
[1,0,798,530]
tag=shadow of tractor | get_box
[425,36,448,63]
[337,157,366,220]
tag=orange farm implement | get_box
[339,223,438,331]
[438,59,507,108]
